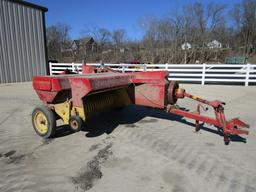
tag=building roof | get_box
[7,0,48,12]
[80,37,94,44]
[208,40,221,44]
[73,37,95,45]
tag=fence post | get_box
[245,64,250,86]
[165,63,168,71]
[201,64,206,85]
[71,62,75,72]
[49,62,52,75]
[143,64,147,72]
[122,65,125,73]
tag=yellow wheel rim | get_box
[70,120,79,130]
[33,111,48,134]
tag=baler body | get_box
[33,71,169,113]
[31,65,249,144]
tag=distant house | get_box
[119,47,130,53]
[72,37,97,54]
[102,49,112,54]
[207,40,222,49]
[181,42,192,50]
[119,48,125,53]
[71,40,79,51]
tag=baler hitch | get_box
[167,88,249,145]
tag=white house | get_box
[181,42,192,50]
[207,40,222,49]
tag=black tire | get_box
[69,115,83,132]
[32,106,56,138]
[168,81,179,105]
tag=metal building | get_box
[0,0,48,83]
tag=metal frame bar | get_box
[167,91,249,144]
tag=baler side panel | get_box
[68,78,92,107]
[132,83,166,108]
[35,90,59,104]
[129,71,168,109]
[129,71,168,80]
[68,74,131,107]
[32,77,52,91]
[33,76,71,103]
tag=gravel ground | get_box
[0,82,256,192]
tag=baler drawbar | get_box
[32,64,249,144]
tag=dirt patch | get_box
[7,154,26,164]
[89,144,101,152]
[72,143,113,191]
[0,139,55,165]
[4,150,16,157]
[1,150,26,164]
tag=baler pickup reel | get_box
[166,82,249,144]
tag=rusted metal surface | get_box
[32,64,250,144]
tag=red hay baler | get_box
[32,64,249,144]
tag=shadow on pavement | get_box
[54,105,246,143]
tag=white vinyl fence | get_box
[49,62,256,86]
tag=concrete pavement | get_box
[0,82,255,192]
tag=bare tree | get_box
[230,0,256,54]
[82,26,111,50]
[112,29,126,47]
[207,3,226,30]
[230,4,242,31]
[45,1,256,64]
[47,23,71,61]
[242,0,256,54]
[139,16,159,47]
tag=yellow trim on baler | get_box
[54,101,71,124]
[72,107,86,121]
[54,101,86,123]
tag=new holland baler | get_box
[32,64,249,144]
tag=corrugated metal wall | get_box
[0,0,47,83]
